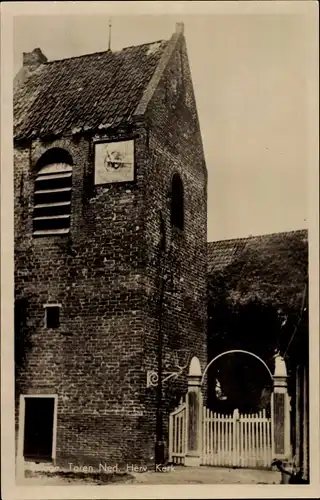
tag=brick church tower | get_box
[14,23,207,468]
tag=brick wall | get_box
[14,129,152,465]
[139,34,208,460]
[14,34,207,467]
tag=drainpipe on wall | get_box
[155,211,166,468]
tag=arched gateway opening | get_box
[202,349,273,384]
[202,350,274,415]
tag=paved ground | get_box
[19,465,281,485]
[131,466,281,484]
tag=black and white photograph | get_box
[1,1,319,498]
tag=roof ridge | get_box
[46,39,167,65]
[14,36,169,140]
[208,228,308,245]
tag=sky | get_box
[13,13,311,241]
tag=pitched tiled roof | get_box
[14,40,168,140]
[208,229,308,274]
[208,229,308,312]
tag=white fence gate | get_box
[169,401,273,469]
[201,407,273,468]
[168,355,291,469]
[168,399,186,465]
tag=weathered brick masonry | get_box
[14,24,207,467]
[141,34,208,459]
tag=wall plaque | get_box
[94,140,134,185]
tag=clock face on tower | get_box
[94,140,134,185]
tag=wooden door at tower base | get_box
[23,397,55,461]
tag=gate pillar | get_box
[272,354,291,461]
[185,356,203,466]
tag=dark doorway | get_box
[23,397,55,461]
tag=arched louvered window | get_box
[170,173,184,231]
[33,148,73,237]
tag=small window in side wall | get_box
[44,305,61,329]
[170,173,184,231]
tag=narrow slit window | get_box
[45,305,60,329]
[170,173,184,231]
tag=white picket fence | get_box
[169,400,186,465]
[169,401,273,469]
[201,407,273,468]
